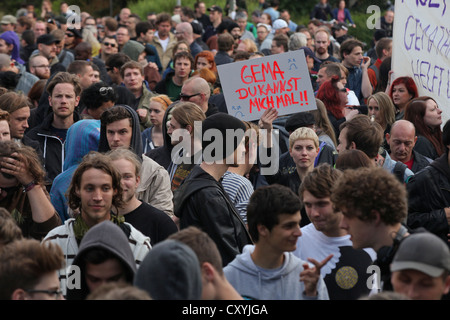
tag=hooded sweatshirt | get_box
[0,31,24,64]
[98,104,173,216]
[50,119,101,222]
[67,220,137,300]
[134,239,202,300]
[98,104,143,157]
[223,245,329,300]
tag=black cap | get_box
[37,34,59,45]
[285,112,316,132]
[299,46,321,63]
[191,21,203,35]
[207,5,223,13]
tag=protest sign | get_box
[392,0,450,122]
[217,50,317,122]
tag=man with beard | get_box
[29,55,51,79]
[312,28,339,72]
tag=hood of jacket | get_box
[63,119,100,171]
[227,245,301,280]
[133,239,202,300]
[0,31,23,64]
[98,104,143,157]
[68,220,137,300]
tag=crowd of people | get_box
[0,0,449,302]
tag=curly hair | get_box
[66,152,124,211]
[330,166,407,225]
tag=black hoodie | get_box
[98,104,143,158]
[67,221,137,300]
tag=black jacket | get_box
[26,111,80,189]
[173,165,253,266]
[145,103,177,169]
[406,153,450,245]
[410,149,432,173]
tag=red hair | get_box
[193,50,217,74]
[316,75,344,119]
[404,96,444,156]
[388,76,419,102]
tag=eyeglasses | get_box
[32,65,50,69]
[103,42,116,47]
[99,87,114,96]
[179,92,201,100]
[338,88,347,93]
[26,289,63,299]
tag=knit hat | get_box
[285,112,315,132]
[390,232,450,277]
[133,239,202,300]
[121,40,145,62]
[201,113,246,161]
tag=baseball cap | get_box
[390,232,450,277]
[37,34,59,45]
[1,15,17,25]
[299,46,321,63]
[272,19,288,30]
[207,5,223,13]
[256,23,272,33]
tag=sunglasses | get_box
[179,92,201,100]
[103,42,116,47]
[65,33,74,37]
[99,87,114,96]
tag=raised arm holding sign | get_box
[217,50,318,122]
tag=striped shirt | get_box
[221,171,254,224]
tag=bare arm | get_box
[361,56,373,98]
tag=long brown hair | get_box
[404,96,444,157]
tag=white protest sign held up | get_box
[217,50,317,122]
[392,0,450,123]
